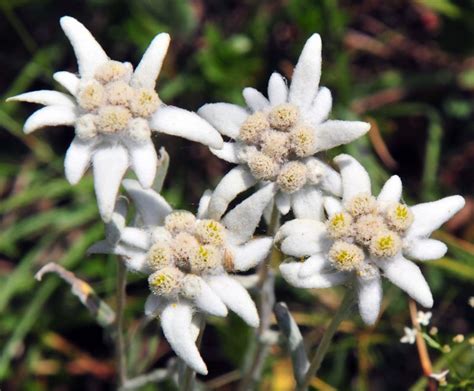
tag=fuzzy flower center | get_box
[147,211,234,298]
[326,194,414,273]
[237,104,320,193]
[75,60,161,141]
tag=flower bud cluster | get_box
[238,104,320,193]
[75,60,161,141]
[326,194,414,273]
[147,211,233,298]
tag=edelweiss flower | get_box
[400,327,417,344]
[89,180,275,374]
[8,16,223,221]
[276,154,465,325]
[198,34,370,220]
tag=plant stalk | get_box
[297,291,354,391]
[116,258,127,387]
[182,316,206,391]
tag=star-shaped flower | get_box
[198,34,370,220]
[400,327,417,344]
[89,179,275,374]
[416,311,432,326]
[9,16,223,221]
[276,154,464,325]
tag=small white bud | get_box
[239,112,269,144]
[96,105,131,133]
[326,212,353,239]
[195,219,226,246]
[290,125,316,157]
[328,240,364,271]
[354,213,387,246]
[129,88,161,117]
[369,230,402,258]
[75,114,98,139]
[77,80,105,110]
[105,80,133,105]
[276,161,307,193]
[247,151,279,180]
[148,266,183,296]
[147,241,173,271]
[95,60,131,84]
[164,210,196,235]
[268,103,299,131]
[385,202,414,232]
[261,130,290,161]
[345,193,378,217]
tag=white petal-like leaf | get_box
[92,146,129,222]
[379,255,433,308]
[323,196,343,217]
[151,105,223,149]
[298,254,330,278]
[210,142,240,163]
[24,105,76,134]
[206,274,259,327]
[131,33,170,89]
[123,179,172,226]
[222,183,276,245]
[334,154,372,203]
[280,262,348,288]
[317,159,343,196]
[404,239,448,261]
[129,141,158,188]
[8,90,75,107]
[313,120,370,153]
[242,87,269,112]
[406,196,465,239]
[291,186,324,220]
[120,227,150,250]
[267,72,288,106]
[289,34,322,108]
[207,165,257,220]
[183,276,228,317]
[276,219,326,244]
[275,191,291,215]
[357,273,382,325]
[306,87,332,127]
[230,237,273,271]
[377,175,402,206]
[197,189,213,219]
[60,16,109,78]
[198,103,248,139]
[160,302,208,375]
[53,71,80,95]
[144,294,165,317]
[64,137,95,185]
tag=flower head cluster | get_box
[89,178,275,374]
[199,34,370,219]
[277,154,465,325]
[9,16,222,221]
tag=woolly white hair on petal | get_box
[131,33,170,89]
[64,137,95,185]
[357,273,382,325]
[306,87,332,127]
[120,227,150,250]
[377,175,402,205]
[144,294,163,317]
[53,71,80,95]
[7,90,75,107]
[380,255,433,308]
[186,277,228,317]
[124,252,149,273]
[291,187,324,220]
[206,274,259,327]
[275,192,291,215]
[316,159,343,197]
[334,154,372,202]
[230,237,273,271]
[313,120,370,153]
[93,146,129,222]
[122,179,172,226]
[24,105,77,134]
[150,105,223,149]
[197,189,213,219]
[198,103,248,139]
[323,196,344,217]
[280,262,348,288]
[267,72,288,106]
[60,16,109,78]
[104,197,128,245]
[222,183,276,245]
[160,303,208,375]
[404,239,448,261]
[210,142,240,164]
[276,219,326,243]
[289,33,322,108]
[242,87,270,112]
[298,254,330,278]
[206,166,257,220]
[129,141,158,188]
[406,196,465,239]
[280,234,323,258]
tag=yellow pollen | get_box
[77,80,105,110]
[148,267,182,296]
[290,125,316,157]
[326,212,353,239]
[386,202,414,232]
[195,219,225,246]
[247,151,279,180]
[276,161,307,193]
[96,105,131,133]
[95,60,130,84]
[129,88,160,117]
[268,103,299,131]
[345,193,378,217]
[164,210,196,235]
[239,112,269,144]
[328,241,364,271]
[369,230,401,258]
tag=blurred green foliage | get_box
[0,0,473,390]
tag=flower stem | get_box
[297,291,354,391]
[408,299,436,391]
[115,258,127,387]
[182,316,206,391]
[238,204,280,390]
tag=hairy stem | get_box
[182,316,206,391]
[298,291,354,391]
[238,204,280,390]
[115,258,127,387]
[408,299,436,391]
